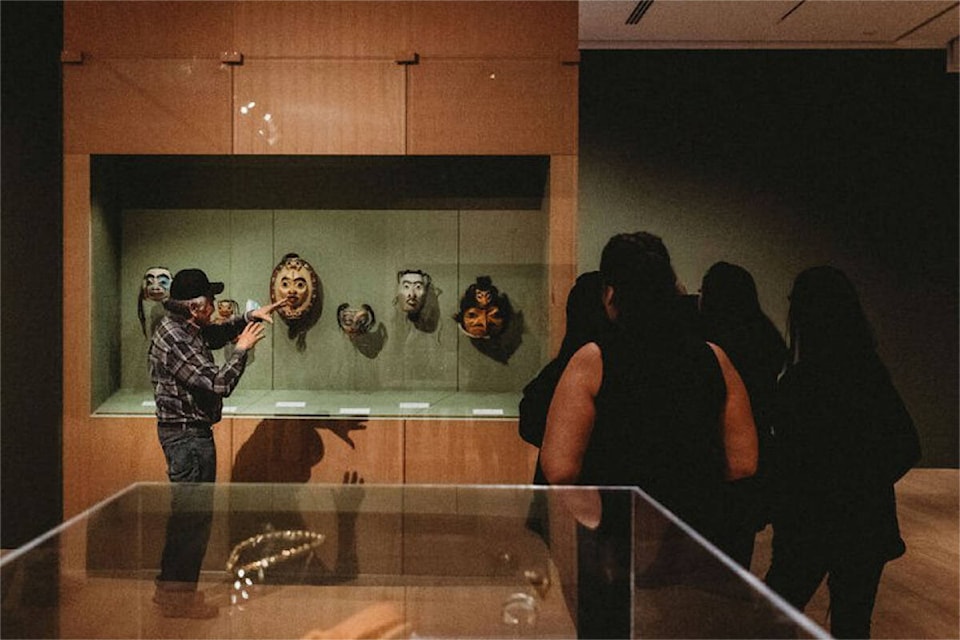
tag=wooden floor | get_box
[751,468,960,640]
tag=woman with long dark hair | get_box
[699,261,787,568]
[765,265,921,639]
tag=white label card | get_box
[276,401,307,408]
[398,402,431,410]
[472,408,504,416]
[339,407,371,415]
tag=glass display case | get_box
[89,155,558,420]
[1,483,826,639]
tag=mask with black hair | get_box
[138,266,172,337]
[454,276,511,339]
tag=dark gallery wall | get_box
[578,49,959,467]
[1,2,64,547]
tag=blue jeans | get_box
[157,423,216,587]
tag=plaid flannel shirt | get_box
[148,313,249,424]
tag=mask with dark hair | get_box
[337,303,376,336]
[138,266,172,337]
[454,276,511,339]
[396,269,431,316]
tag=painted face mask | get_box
[461,303,505,338]
[337,303,376,336]
[455,276,511,339]
[270,253,319,321]
[214,299,239,324]
[397,270,431,315]
[142,267,172,302]
[138,266,172,337]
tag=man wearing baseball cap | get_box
[149,268,286,618]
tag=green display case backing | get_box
[90,156,556,419]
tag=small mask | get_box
[454,276,510,339]
[270,252,323,351]
[337,303,376,336]
[213,298,239,324]
[138,266,172,337]
[270,253,319,321]
[143,267,172,302]
[396,269,431,316]
[461,304,506,338]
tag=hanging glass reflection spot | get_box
[501,592,539,628]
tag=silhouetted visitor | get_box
[520,271,608,482]
[519,270,608,540]
[541,232,758,638]
[764,265,920,639]
[699,260,787,568]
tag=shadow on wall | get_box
[229,420,367,585]
[231,420,328,483]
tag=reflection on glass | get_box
[501,592,538,627]
[0,484,827,639]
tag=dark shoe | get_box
[153,587,219,619]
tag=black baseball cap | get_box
[169,269,224,301]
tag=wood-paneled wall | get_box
[62,0,578,157]
[61,0,577,519]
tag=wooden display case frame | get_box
[62,1,578,519]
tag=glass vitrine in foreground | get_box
[1,483,826,639]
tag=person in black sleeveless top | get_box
[518,271,608,540]
[519,271,608,482]
[699,261,787,569]
[541,232,758,638]
[765,266,920,639]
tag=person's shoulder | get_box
[568,341,602,363]
[521,357,564,395]
[565,342,603,395]
[704,340,728,362]
[152,315,190,343]
[564,341,603,377]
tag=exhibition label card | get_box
[472,408,505,416]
